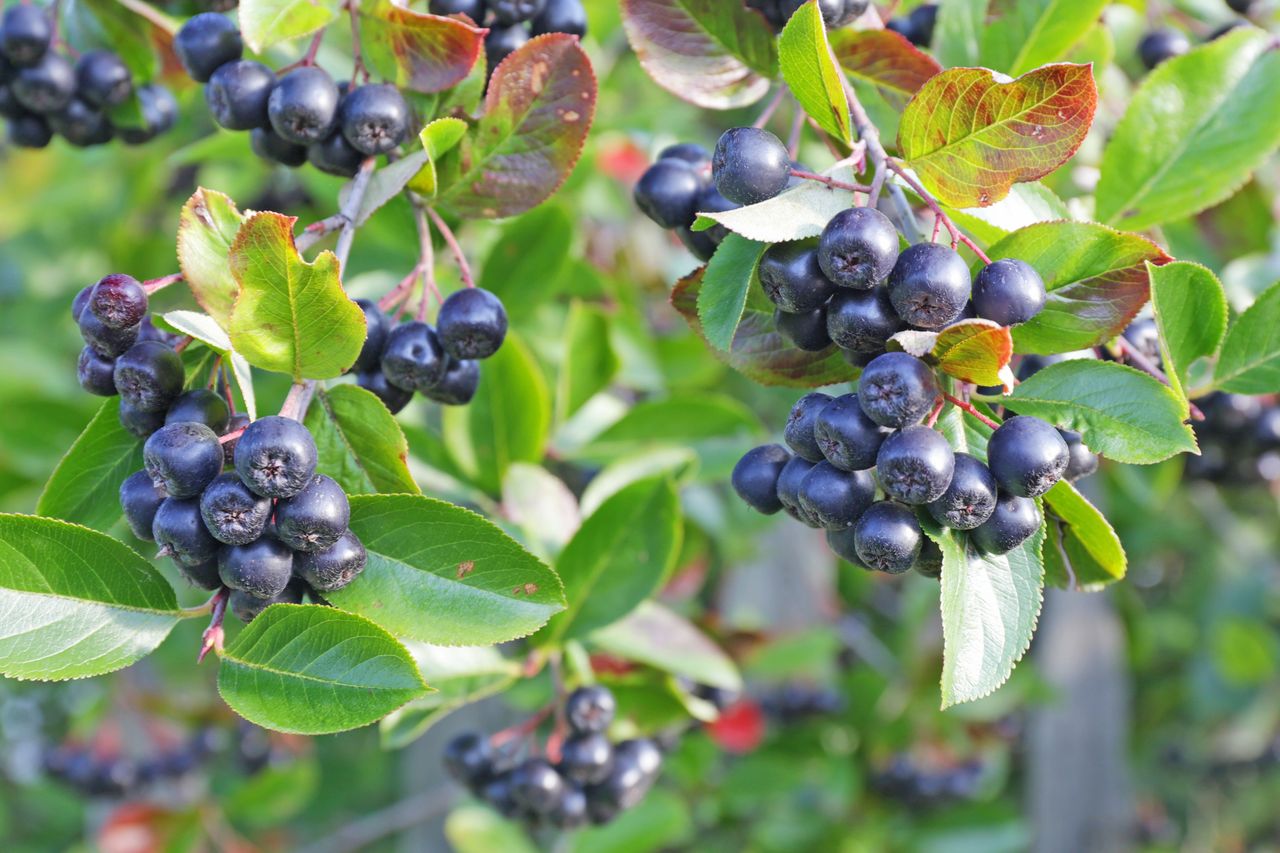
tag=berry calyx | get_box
[234,416,319,499]
[273,474,350,553]
[886,242,972,330]
[199,473,273,546]
[339,83,409,156]
[87,274,148,330]
[875,425,956,505]
[818,207,900,289]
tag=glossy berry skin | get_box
[153,498,220,568]
[0,5,51,67]
[75,51,131,108]
[424,358,480,405]
[784,392,833,462]
[813,394,883,471]
[818,207,900,289]
[77,346,118,396]
[437,288,508,360]
[986,415,1068,498]
[113,341,184,413]
[382,322,448,392]
[566,685,616,734]
[308,130,364,177]
[165,390,231,434]
[694,183,735,242]
[480,773,520,818]
[229,581,304,624]
[829,525,866,566]
[199,473,272,546]
[774,306,831,352]
[274,474,350,553]
[972,259,1046,326]
[357,369,414,414]
[294,530,367,592]
[658,142,710,167]
[443,731,494,787]
[712,127,791,206]
[559,732,614,785]
[120,471,165,542]
[353,299,390,372]
[485,24,529,71]
[731,444,791,515]
[206,60,274,130]
[144,423,224,498]
[490,0,546,25]
[269,66,339,145]
[1139,29,1189,70]
[634,159,702,230]
[776,456,818,526]
[857,352,939,428]
[79,308,139,358]
[853,501,922,574]
[758,242,835,314]
[589,739,661,811]
[13,51,75,113]
[89,274,148,330]
[548,785,589,830]
[219,532,295,599]
[927,452,997,530]
[798,461,875,529]
[50,97,113,146]
[234,416,319,499]
[532,0,587,37]
[875,426,956,505]
[7,112,51,147]
[1059,429,1098,481]
[510,757,565,813]
[118,401,167,439]
[887,242,972,330]
[251,126,308,167]
[177,558,223,591]
[71,285,94,322]
[886,4,937,46]
[971,493,1041,555]
[174,13,243,83]
[340,83,409,155]
[826,287,903,352]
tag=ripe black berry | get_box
[1059,429,1098,482]
[927,452,997,529]
[382,321,448,391]
[712,127,791,206]
[970,492,1041,555]
[590,739,661,810]
[423,358,480,406]
[175,13,243,83]
[50,97,112,146]
[875,425,955,505]
[1138,29,1189,70]
[88,274,148,330]
[677,226,716,261]
[199,473,272,546]
[776,455,819,526]
[486,24,529,74]
[857,352,939,428]
[219,532,295,599]
[826,287,904,352]
[634,159,702,230]
[548,784,589,830]
[774,306,832,351]
[251,126,308,167]
[818,207,900,289]
[71,285,93,321]
[694,183,736,242]
[510,757,565,813]
[0,5,51,67]
[79,308,139,359]
[12,51,74,113]
[117,84,177,144]
[732,444,791,515]
[308,129,364,177]
[784,392,833,462]
[429,0,486,20]
[986,415,1068,498]
[972,259,1046,327]
[914,537,943,579]
[77,346,118,396]
[206,60,274,131]
[229,580,305,623]
[75,50,131,108]
[758,242,835,314]
[559,732,613,785]
[813,393,884,471]
[566,685,616,733]
[178,558,223,591]
[532,0,587,37]
[269,66,339,144]
[120,471,165,542]
[113,341,184,413]
[294,530,367,592]
[886,3,937,46]
[797,461,875,529]
[887,243,972,330]
[274,474,350,552]
[118,400,167,439]
[144,422,224,498]
[357,369,413,414]
[7,111,51,147]
[658,142,711,168]
[853,501,922,574]
[443,731,494,787]
[153,498,220,567]
[491,0,546,25]
[234,415,319,498]
[339,83,409,155]
[437,288,508,360]
[352,299,389,372]
[165,389,231,434]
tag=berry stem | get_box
[425,207,474,289]
[489,705,554,748]
[789,169,872,194]
[786,107,805,159]
[752,86,785,129]
[179,589,224,619]
[173,336,194,354]
[278,29,327,73]
[1050,517,1078,591]
[346,0,370,85]
[925,395,945,428]
[143,273,183,294]
[942,392,1001,429]
[197,588,230,664]
[218,426,246,445]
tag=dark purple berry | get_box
[229,580,305,624]
[887,243,972,330]
[79,308,140,358]
[424,358,480,405]
[234,415,319,498]
[926,452,997,530]
[826,287,904,352]
[251,126,308,167]
[485,24,529,71]
[1059,429,1098,481]
[971,492,1041,555]
[732,443,791,515]
[117,84,177,144]
[634,158,701,230]
[437,288,508,360]
[339,83,409,155]
[875,425,955,505]
[758,241,835,314]
[113,341,184,413]
[274,474,349,553]
[77,346,118,396]
[75,50,132,108]
[548,784,589,830]
[559,732,613,785]
[813,393,884,471]
[986,415,1068,498]
[853,501,922,574]
[776,455,819,526]
[657,142,710,167]
[677,226,717,261]
[357,369,414,414]
[774,305,832,351]
[712,127,791,205]
[1139,29,1189,70]
[177,558,223,591]
[199,473,272,546]
[269,66,339,145]
[381,321,448,391]
[7,111,51,147]
[443,731,494,786]
[118,400,167,439]
[797,461,875,529]
[294,530,367,592]
[165,389,231,434]
[818,207,900,289]
[857,352,939,428]
[120,471,165,541]
[429,0,486,20]
[206,60,273,130]
[972,258,1046,326]
[784,392,833,462]
[0,5,51,67]
[71,285,93,321]
[353,299,390,372]
[153,498,220,567]
[49,96,113,146]
[219,532,295,599]
[174,13,243,83]
[12,51,74,113]
[510,757,565,813]
[490,0,546,25]
[144,422,224,498]
[566,685,616,734]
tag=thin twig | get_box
[143,273,183,294]
[925,395,945,427]
[279,29,326,72]
[197,588,229,663]
[425,207,474,288]
[789,169,872,194]
[1114,338,1205,420]
[842,77,889,204]
[295,788,456,853]
[490,705,554,748]
[1051,518,1078,591]
[347,0,370,85]
[334,158,377,272]
[786,107,805,159]
[752,86,785,129]
[943,392,1000,429]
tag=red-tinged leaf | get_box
[176,188,245,329]
[671,267,854,388]
[898,63,1097,209]
[933,319,1013,386]
[829,28,941,110]
[359,0,485,94]
[620,0,777,110]
[986,221,1172,355]
[437,34,596,219]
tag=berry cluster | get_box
[443,685,665,831]
[0,5,177,149]
[746,0,868,30]
[42,729,217,798]
[870,754,985,808]
[758,684,845,723]
[632,139,740,262]
[427,0,588,72]
[120,414,366,621]
[1186,392,1280,486]
[351,287,508,415]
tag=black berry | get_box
[117,84,177,144]
[12,51,74,114]
[75,50,131,108]
[77,346,118,396]
[731,444,791,515]
[875,425,955,505]
[986,415,1068,498]
[206,60,274,131]
[532,0,587,37]
[229,581,305,624]
[0,5,51,67]
[294,530,367,592]
[565,685,616,733]
[485,24,529,71]
[71,285,93,321]
[970,492,1041,555]
[490,0,545,25]
[589,738,661,810]
[118,400,167,439]
[813,393,884,471]
[339,83,409,155]
[165,389,231,434]
[269,66,339,144]
[797,461,875,529]
[510,757,565,813]
[49,97,112,146]
[87,274,148,330]
[774,305,832,351]
[381,321,448,392]
[308,129,364,177]
[559,732,613,785]
[352,299,390,372]
[429,0,486,20]
[548,784,589,830]
[153,498,220,567]
[758,241,835,314]
[914,536,944,579]
[853,501,922,574]
[657,142,710,167]
[972,259,1046,327]
[437,288,508,360]
[113,341,184,413]
[818,207,900,289]
[357,369,413,414]
[857,352,939,428]
[1139,29,1189,70]
[199,473,272,546]
[7,111,51,147]
[443,731,493,786]
[222,413,251,464]
[1059,429,1098,481]
[177,558,223,591]
[634,159,702,230]
[174,13,243,83]
[219,532,295,599]
[274,474,350,553]
[234,415,319,498]
[144,422,224,498]
[677,227,716,261]
[251,126,308,167]
[776,455,819,526]
[712,127,791,206]
[926,452,997,530]
[79,308,139,359]
[120,471,165,542]
[784,392,833,462]
[887,242,972,330]
[423,358,480,405]
[826,287,904,352]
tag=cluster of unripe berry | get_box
[0,5,176,149]
[870,754,986,808]
[746,0,869,30]
[173,13,410,176]
[42,728,218,798]
[428,0,588,73]
[443,685,665,831]
[351,287,509,415]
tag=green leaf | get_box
[978,0,1108,77]
[1042,479,1126,590]
[541,477,682,643]
[303,385,419,496]
[577,395,761,460]
[619,0,778,109]
[932,0,985,68]
[898,64,1097,208]
[409,117,469,198]
[160,310,257,420]
[37,398,142,532]
[1214,279,1280,394]
[326,494,565,645]
[0,514,179,680]
[442,332,550,494]
[218,604,429,735]
[63,0,158,79]
[697,234,769,352]
[239,0,342,53]
[501,464,581,559]
[1095,28,1280,231]
[176,189,245,329]
[692,165,861,244]
[479,206,573,320]
[940,181,1071,245]
[446,803,538,853]
[777,1,852,144]
[987,221,1171,354]
[929,518,1045,708]
[438,35,596,219]
[590,601,741,691]
[1005,360,1197,464]
[380,643,519,749]
[829,28,941,111]
[1148,261,1228,401]
[931,319,1013,387]
[359,0,485,94]
[557,302,619,423]
[227,212,366,380]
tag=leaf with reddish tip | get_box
[829,28,941,110]
[933,320,1013,386]
[359,0,485,94]
[437,35,596,220]
[898,63,1097,209]
[176,189,245,329]
[620,0,778,110]
[985,221,1171,355]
